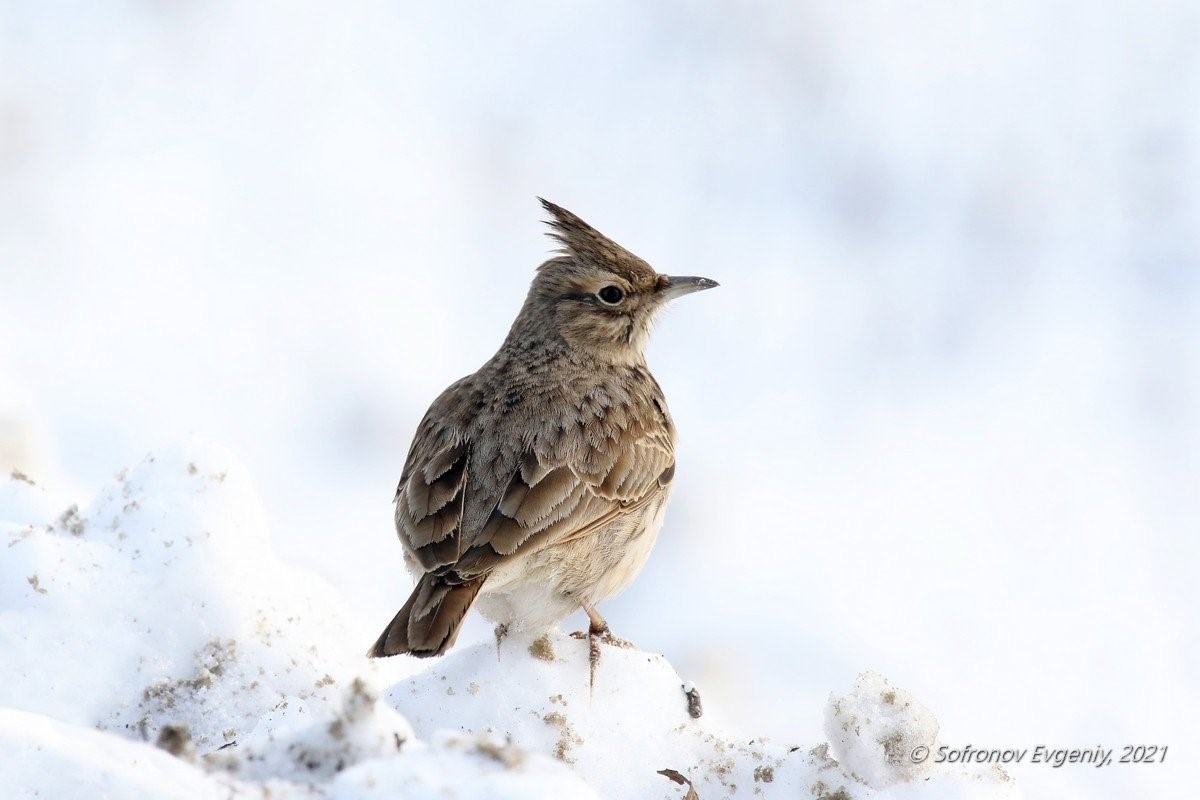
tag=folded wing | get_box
[395,407,675,580]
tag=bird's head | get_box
[516,198,718,365]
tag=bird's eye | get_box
[597,285,624,305]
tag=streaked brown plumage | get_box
[368,199,717,660]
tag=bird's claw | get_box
[570,624,637,692]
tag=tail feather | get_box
[367,574,485,658]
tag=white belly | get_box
[475,490,671,631]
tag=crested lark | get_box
[368,199,717,666]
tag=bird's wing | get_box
[453,420,675,578]
[395,402,675,579]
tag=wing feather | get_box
[394,377,676,581]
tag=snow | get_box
[0,709,238,800]
[0,440,360,748]
[824,672,939,788]
[0,440,1020,798]
[388,628,1017,799]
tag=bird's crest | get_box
[537,198,657,287]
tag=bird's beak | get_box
[660,275,720,302]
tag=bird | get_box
[368,198,717,670]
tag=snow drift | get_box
[0,439,1020,798]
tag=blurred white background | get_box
[2,2,1196,797]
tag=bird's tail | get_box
[367,573,486,658]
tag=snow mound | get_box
[386,629,1019,799]
[204,676,413,782]
[0,438,365,749]
[389,628,792,798]
[825,671,940,787]
[0,439,1022,799]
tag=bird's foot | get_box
[570,622,636,691]
[569,625,605,691]
[596,628,636,650]
[572,601,639,692]
[569,624,634,648]
[493,623,508,660]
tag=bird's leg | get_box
[579,601,635,648]
[582,599,608,636]
[494,623,508,660]
[567,600,636,691]
[581,600,607,691]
